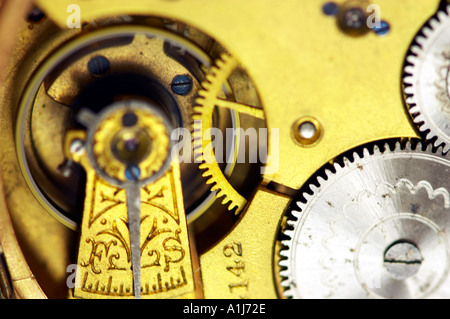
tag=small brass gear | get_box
[193,54,265,214]
[90,101,172,187]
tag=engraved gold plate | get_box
[64,102,195,299]
[73,162,194,299]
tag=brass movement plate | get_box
[0,0,441,299]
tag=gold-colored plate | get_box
[0,0,441,298]
[36,0,432,188]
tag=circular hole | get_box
[298,122,317,140]
[293,117,323,147]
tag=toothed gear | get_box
[403,5,450,153]
[280,141,450,299]
[193,53,265,214]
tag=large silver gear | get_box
[403,5,450,153]
[279,141,450,299]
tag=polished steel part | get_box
[383,240,423,280]
[404,5,450,153]
[126,184,141,299]
[280,142,450,299]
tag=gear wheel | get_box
[403,5,450,153]
[193,54,265,214]
[279,141,450,299]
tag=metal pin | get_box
[126,185,141,299]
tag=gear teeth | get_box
[197,90,208,99]
[192,118,203,128]
[278,140,450,298]
[316,176,326,189]
[198,162,209,170]
[437,10,448,22]
[323,168,334,181]
[221,196,231,206]
[402,6,450,153]
[205,73,217,85]
[362,147,371,159]
[403,67,415,79]
[286,219,297,229]
[424,141,434,153]
[205,177,216,185]
[407,104,419,115]
[191,53,248,214]
[394,140,403,152]
[421,26,433,38]
[409,44,422,56]
[210,183,220,192]
[291,208,302,220]
[342,156,352,167]
[215,54,229,69]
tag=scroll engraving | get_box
[74,163,194,299]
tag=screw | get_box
[88,55,111,77]
[383,240,423,280]
[27,6,46,23]
[125,165,141,182]
[337,6,370,37]
[171,75,193,96]
[322,2,339,16]
[373,20,390,36]
[122,112,138,127]
[69,139,85,155]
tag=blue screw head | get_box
[122,112,138,127]
[171,75,193,96]
[125,165,141,182]
[322,2,339,16]
[27,6,46,22]
[88,55,111,77]
[373,20,390,36]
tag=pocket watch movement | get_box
[0,0,449,299]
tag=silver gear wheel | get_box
[403,5,450,153]
[279,141,450,299]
